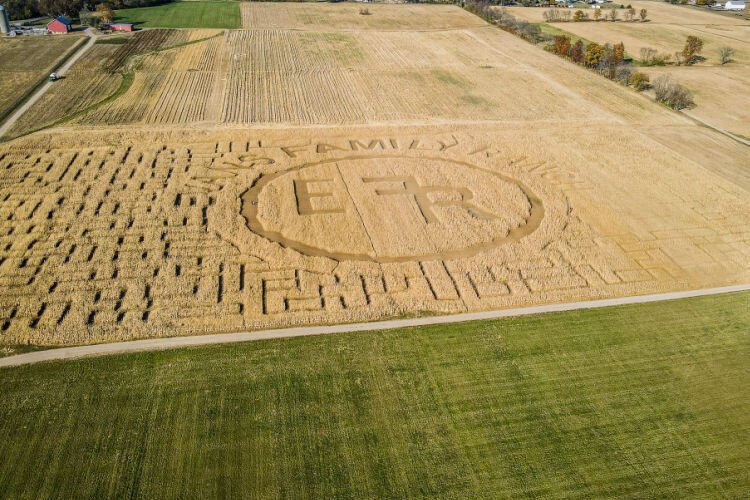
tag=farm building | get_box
[724,0,745,9]
[109,23,134,32]
[47,16,72,34]
[0,5,10,35]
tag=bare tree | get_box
[615,66,633,85]
[719,46,735,65]
[652,74,673,101]
[543,9,562,22]
[653,75,694,110]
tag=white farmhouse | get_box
[724,0,745,10]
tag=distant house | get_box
[47,16,72,34]
[109,23,134,32]
[724,0,745,9]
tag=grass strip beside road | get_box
[539,22,595,46]
[0,292,748,497]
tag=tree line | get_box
[547,34,697,110]
[4,0,172,20]
[543,7,648,23]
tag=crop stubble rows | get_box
[30,25,649,128]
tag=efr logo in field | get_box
[241,156,544,263]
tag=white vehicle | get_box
[49,72,59,81]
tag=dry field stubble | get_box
[0,4,749,347]
[506,1,749,24]
[0,35,84,122]
[240,2,486,31]
[26,5,732,130]
[81,24,687,126]
[507,2,750,136]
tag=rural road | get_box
[0,29,97,139]
[1,284,748,368]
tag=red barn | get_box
[109,23,134,32]
[47,16,72,34]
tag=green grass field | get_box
[539,22,594,46]
[0,292,748,497]
[113,1,240,29]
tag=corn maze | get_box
[0,126,748,345]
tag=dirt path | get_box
[0,29,97,139]
[681,110,750,147]
[1,284,748,368]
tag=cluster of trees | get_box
[548,35,651,91]
[652,75,694,110]
[3,0,44,19]
[667,0,716,5]
[80,2,113,26]
[543,7,647,23]
[547,34,696,110]
[4,0,171,20]
[640,36,706,66]
[639,47,672,66]
[465,2,543,42]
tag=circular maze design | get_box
[241,156,544,263]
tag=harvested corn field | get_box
[0,3,749,347]
[78,30,223,126]
[85,25,681,126]
[34,9,739,129]
[240,2,486,31]
[0,35,84,122]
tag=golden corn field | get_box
[0,4,749,346]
